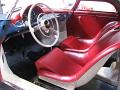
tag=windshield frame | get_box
[2,0,79,14]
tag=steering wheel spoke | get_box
[52,29,59,38]
[32,25,39,31]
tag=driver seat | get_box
[35,26,120,90]
[60,21,118,52]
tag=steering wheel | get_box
[28,3,59,47]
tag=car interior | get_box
[1,0,120,89]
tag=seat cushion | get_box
[60,36,81,49]
[35,48,82,76]
[60,36,94,51]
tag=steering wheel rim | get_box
[28,3,59,47]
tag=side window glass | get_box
[77,1,116,12]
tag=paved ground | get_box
[0,82,15,90]
[76,78,117,90]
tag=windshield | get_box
[1,0,76,14]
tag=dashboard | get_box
[6,5,69,44]
[22,6,69,24]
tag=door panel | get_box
[66,10,118,39]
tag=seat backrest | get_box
[82,21,119,50]
[94,21,118,41]
[80,15,118,38]
[89,29,120,60]
[65,27,120,66]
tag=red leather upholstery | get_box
[36,29,120,82]
[60,36,95,52]
[36,48,82,76]
[80,16,102,38]
[60,21,119,52]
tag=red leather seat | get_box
[35,28,120,83]
[36,48,82,82]
[60,21,119,52]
